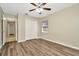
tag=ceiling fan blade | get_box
[43,8,51,10]
[41,3,46,6]
[30,3,37,6]
[29,9,36,12]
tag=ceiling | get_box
[0,3,76,18]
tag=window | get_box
[42,20,48,33]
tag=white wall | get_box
[0,20,2,47]
[0,6,3,48]
[0,19,2,48]
[17,14,25,42]
[25,16,38,40]
[38,4,79,49]
[3,20,7,45]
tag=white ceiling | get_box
[0,3,76,18]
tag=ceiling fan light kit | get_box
[36,8,43,13]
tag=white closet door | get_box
[25,19,38,40]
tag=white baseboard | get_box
[18,38,38,43]
[18,39,26,43]
[40,37,79,50]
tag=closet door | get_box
[25,19,38,40]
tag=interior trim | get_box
[18,39,26,43]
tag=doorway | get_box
[2,15,17,45]
[6,21,16,42]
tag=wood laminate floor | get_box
[0,39,79,56]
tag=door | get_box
[25,19,38,40]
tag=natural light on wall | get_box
[3,17,15,21]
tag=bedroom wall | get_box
[3,19,7,45]
[38,4,79,49]
[17,14,25,42]
[0,6,3,48]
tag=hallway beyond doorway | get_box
[6,34,16,43]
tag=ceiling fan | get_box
[29,3,51,14]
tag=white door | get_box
[25,19,38,40]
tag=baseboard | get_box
[40,37,79,50]
[18,38,38,43]
[18,39,26,43]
